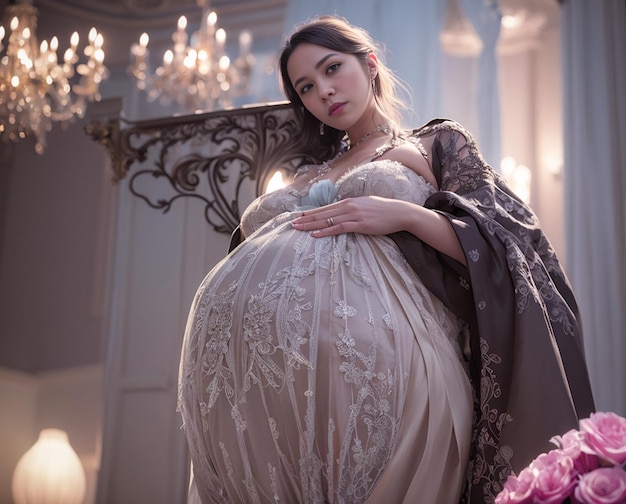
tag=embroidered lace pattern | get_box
[411,121,588,503]
[178,155,473,503]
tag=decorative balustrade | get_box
[86,100,310,234]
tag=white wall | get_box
[532,25,567,263]
[498,10,566,259]
[0,117,114,372]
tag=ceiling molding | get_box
[32,0,287,30]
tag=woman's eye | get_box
[327,63,341,74]
[300,83,312,94]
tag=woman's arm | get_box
[291,196,467,266]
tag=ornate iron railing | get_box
[85,101,310,234]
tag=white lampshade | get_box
[12,428,86,504]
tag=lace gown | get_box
[178,155,474,504]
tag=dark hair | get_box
[278,16,409,161]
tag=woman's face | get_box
[286,42,377,133]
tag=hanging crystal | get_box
[0,0,108,153]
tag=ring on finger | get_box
[326,217,335,227]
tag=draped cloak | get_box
[229,118,596,503]
[390,119,595,502]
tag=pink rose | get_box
[552,428,601,473]
[573,466,626,504]
[530,450,577,503]
[495,469,536,504]
[580,412,626,465]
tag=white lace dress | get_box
[178,157,473,504]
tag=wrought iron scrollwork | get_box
[86,102,311,234]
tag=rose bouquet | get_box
[495,411,626,504]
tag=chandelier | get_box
[0,0,108,154]
[129,0,255,112]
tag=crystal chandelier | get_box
[0,0,108,154]
[129,0,254,112]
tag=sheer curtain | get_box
[561,0,626,416]
[457,0,501,168]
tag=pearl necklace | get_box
[349,123,390,150]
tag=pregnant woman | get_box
[178,15,594,504]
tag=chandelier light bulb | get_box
[139,32,149,48]
[218,55,229,72]
[215,28,226,48]
[239,31,252,54]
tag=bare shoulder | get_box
[380,141,437,188]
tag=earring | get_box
[319,121,325,136]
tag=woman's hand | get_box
[292,196,467,266]
[292,196,411,237]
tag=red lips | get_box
[328,102,346,116]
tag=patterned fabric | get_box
[179,158,474,503]
[389,119,596,503]
[181,118,595,503]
